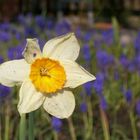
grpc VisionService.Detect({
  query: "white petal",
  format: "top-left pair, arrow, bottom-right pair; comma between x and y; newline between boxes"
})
60,60 -> 96,88
22,38 -> 42,63
18,79 -> 45,114
0,59 -> 30,87
43,90 -> 75,119
43,33 -> 80,61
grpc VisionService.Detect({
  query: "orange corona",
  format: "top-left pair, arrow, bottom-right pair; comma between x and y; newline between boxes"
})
30,58 -> 66,93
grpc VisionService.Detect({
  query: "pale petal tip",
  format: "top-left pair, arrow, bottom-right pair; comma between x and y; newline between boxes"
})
26,38 -> 38,42
65,32 -> 74,36
59,32 -> 76,40
69,32 -> 75,36
86,75 -> 96,84
68,32 -> 77,38
92,75 -> 96,81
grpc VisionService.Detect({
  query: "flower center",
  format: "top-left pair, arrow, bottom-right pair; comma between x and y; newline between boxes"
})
30,58 -> 66,93
40,67 -> 50,77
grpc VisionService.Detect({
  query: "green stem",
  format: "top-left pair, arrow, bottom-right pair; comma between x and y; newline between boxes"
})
19,114 -> 26,140
53,131 -> 58,140
87,97 -> 95,140
0,107 -> 3,140
4,104 -> 10,140
67,117 -> 76,140
129,111 -> 138,140
112,17 -> 120,44
100,108 -> 110,140
28,112 -> 34,140
0,113 -> 2,140
4,113 -> 9,140
83,113 -> 89,140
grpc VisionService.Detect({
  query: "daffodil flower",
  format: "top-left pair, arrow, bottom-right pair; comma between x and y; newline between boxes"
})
0,33 -> 96,118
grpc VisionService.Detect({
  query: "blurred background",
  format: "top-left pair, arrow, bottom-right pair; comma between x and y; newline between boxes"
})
0,0 -> 140,28
0,0 -> 140,140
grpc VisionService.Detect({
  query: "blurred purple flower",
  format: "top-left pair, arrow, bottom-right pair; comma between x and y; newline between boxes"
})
136,100 -> 140,116
93,73 -> 107,110
24,26 -> 37,37
120,54 -> 136,72
94,39 -> 102,48
0,22 -> 10,31
55,20 -> 71,36
15,32 -> 22,40
0,31 -> 11,42
133,55 -> 140,71
8,46 -> 23,60
82,44 -> 91,62
124,89 -> 132,103
35,16 -> 46,30
84,81 -> 93,96
119,54 -> 129,69
83,31 -> 92,42
17,14 -> 33,26
93,73 -> 105,95
0,56 -> 4,63
11,28 -> 22,40
80,102 -> 87,113
75,27 -> 83,39
17,14 -> 26,25
134,31 -> 140,54
100,96 -> 107,110
127,60 -> 136,72
46,19 -> 54,30
114,71 -> 119,80
101,29 -> 114,46
96,50 -> 114,68
0,85 -> 11,98
51,117 -> 62,132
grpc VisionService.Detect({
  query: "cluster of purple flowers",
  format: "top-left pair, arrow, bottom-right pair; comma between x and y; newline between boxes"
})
79,27 -> 140,115
80,72 -> 107,112
96,50 -> 114,69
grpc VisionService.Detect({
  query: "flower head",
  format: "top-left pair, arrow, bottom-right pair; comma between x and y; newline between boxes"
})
0,33 -> 96,119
